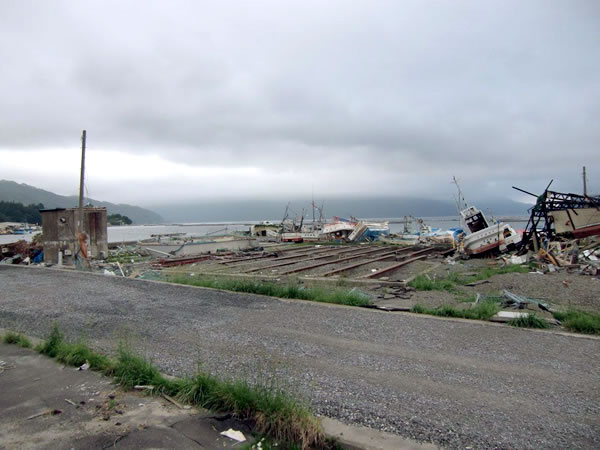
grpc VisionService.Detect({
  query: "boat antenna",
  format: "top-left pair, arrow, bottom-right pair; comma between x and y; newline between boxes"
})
452,176 -> 468,210
311,187 -> 315,225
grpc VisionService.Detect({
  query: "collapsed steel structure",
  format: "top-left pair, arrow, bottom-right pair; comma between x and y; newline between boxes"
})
513,181 -> 600,250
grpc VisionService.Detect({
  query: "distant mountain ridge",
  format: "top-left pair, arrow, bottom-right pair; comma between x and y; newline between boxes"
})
0,180 -> 163,224
151,196 -> 531,223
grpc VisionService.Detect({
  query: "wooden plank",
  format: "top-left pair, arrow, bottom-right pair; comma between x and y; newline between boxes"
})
277,247 -> 396,275
321,246 -> 417,277
221,246 -> 338,266
241,247 -> 372,273
363,249 -> 436,279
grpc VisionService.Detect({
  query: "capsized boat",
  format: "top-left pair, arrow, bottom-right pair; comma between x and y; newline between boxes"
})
347,220 -> 390,242
458,206 -> 521,255
453,178 -> 521,255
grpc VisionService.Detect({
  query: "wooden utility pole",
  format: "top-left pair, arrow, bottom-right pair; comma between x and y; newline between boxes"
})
77,130 -> 86,234
583,166 -> 588,196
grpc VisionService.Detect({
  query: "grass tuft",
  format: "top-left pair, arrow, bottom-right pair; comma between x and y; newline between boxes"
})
508,313 -> 551,329
409,265 -> 530,292
2,331 -> 32,348
461,265 -> 529,283
407,275 -> 457,292
28,325 -> 333,448
411,300 -> 500,321
56,341 -> 114,373
552,310 -> 600,335
38,323 -> 64,357
178,374 -> 321,447
112,345 -> 178,395
168,275 -> 371,307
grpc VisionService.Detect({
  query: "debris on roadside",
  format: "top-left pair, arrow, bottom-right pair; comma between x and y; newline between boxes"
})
27,409 -> 62,420
220,428 -> 246,442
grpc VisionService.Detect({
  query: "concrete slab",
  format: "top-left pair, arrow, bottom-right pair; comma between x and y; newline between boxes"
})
321,417 -> 438,450
0,343 -> 251,449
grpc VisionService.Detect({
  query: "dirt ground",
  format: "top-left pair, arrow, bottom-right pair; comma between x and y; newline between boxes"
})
430,258 -> 600,312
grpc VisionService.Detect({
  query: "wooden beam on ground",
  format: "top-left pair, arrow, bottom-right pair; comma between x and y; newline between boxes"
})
320,246 -> 417,277
363,248 -> 437,279
220,246 -> 338,266
241,246 -> 373,273
276,247 -> 396,275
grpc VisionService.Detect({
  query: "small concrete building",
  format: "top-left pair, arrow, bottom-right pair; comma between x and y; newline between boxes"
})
41,207 -> 108,264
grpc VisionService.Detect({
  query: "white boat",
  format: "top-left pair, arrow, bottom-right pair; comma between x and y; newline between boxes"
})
458,206 -> 521,255
347,220 -> 389,242
453,178 -> 521,255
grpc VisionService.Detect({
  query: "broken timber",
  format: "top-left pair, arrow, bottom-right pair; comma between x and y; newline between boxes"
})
277,246 -> 396,275
241,247 -> 377,273
321,246 -> 418,277
363,248 -> 441,279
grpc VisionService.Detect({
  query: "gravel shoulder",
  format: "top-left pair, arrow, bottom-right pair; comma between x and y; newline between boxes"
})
1,265 -> 599,449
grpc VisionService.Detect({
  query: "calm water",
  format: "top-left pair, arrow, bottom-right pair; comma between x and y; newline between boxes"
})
1,216 -> 529,246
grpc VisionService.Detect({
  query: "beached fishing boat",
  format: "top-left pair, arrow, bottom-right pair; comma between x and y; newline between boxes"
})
549,207 -> 600,238
347,220 -> 390,242
453,178 -> 521,255
458,205 -> 521,255
321,217 -> 357,240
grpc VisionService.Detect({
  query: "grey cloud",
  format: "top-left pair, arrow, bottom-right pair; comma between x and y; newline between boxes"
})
0,0 -> 598,201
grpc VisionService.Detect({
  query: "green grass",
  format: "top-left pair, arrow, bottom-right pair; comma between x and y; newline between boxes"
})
508,313 -> 551,329
409,265 -> 530,293
177,374 -> 320,447
411,300 -> 500,321
407,275 -> 457,292
34,324 -> 114,373
37,323 -> 64,357
6,325 -> 327,449
552,310 -> 600,335
460,265 -> 530,283
167,275 -> 371,307
2,331 -> 32,348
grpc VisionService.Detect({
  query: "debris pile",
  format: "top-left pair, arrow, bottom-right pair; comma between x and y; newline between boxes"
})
0,239 -> 42,265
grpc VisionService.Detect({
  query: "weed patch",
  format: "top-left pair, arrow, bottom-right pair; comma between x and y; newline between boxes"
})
552,310 -> 600,335
113,346 -> 178,395
411,300 -> 500,321
178,374 -> 321,447
56,341 -> 114,373
168,275 -> 371,307
411,265 -> 530,290
23,325 -> 327,448
2,331 -> 32,348
408,275 -> 457,292
37,323 -> 64,357
459,265 -> 530,284
508,314 -> 551,329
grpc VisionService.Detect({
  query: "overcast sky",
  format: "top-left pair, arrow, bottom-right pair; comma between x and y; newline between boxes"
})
1,0 -> 598,207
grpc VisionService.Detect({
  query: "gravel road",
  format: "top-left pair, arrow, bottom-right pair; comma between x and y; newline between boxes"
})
1,265 -> 599,449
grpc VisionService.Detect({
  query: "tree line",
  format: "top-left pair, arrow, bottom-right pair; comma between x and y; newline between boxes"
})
0,201 -> 44,224
108,213 -> 132,225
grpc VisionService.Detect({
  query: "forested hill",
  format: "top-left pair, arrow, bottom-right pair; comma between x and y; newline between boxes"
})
0,201 -> 43,224
0,180 -> 163,224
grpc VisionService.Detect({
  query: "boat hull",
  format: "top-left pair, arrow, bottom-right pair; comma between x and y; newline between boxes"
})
550,208 -> 600,238
463,224 -> 521,255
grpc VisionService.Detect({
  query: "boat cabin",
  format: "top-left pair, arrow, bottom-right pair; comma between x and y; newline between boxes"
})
461,207 -> 490,234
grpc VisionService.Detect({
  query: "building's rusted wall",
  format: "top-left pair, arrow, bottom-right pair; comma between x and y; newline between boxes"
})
41,208 -> 108,264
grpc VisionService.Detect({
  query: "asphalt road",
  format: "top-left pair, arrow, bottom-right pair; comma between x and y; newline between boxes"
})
1,266 -> 599,449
